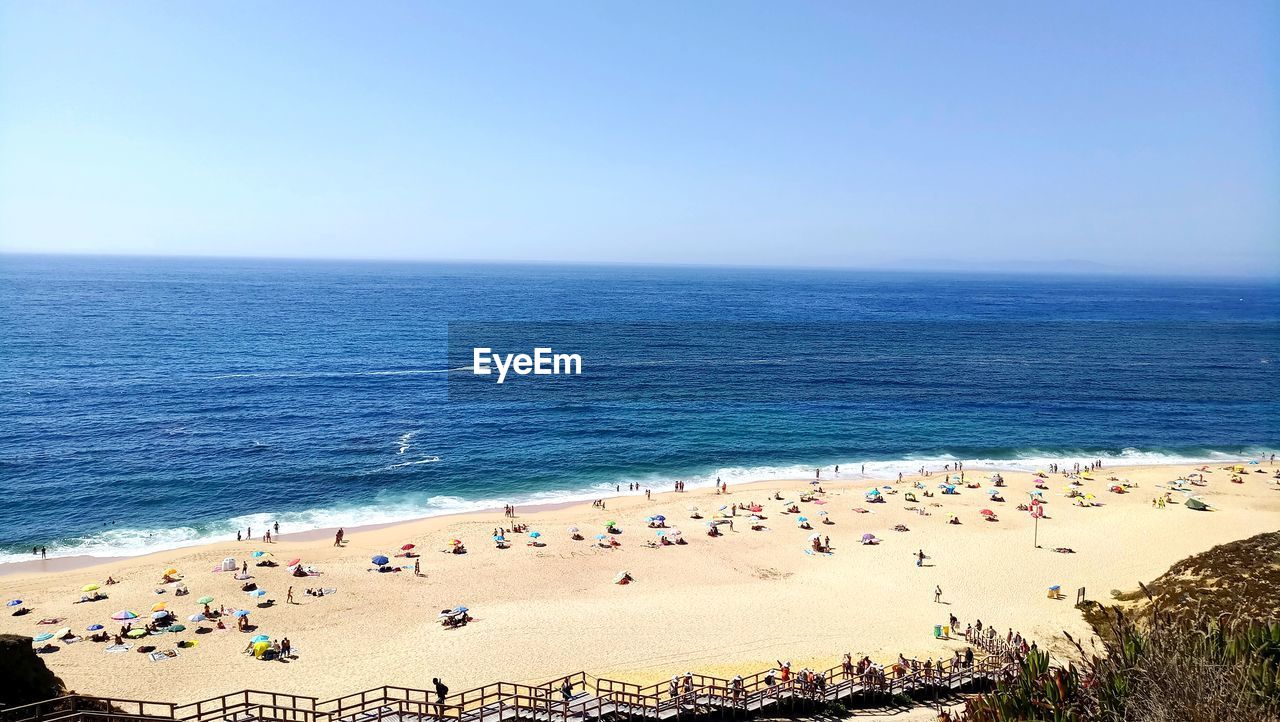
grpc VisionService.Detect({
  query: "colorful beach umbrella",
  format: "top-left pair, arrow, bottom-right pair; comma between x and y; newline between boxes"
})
111,610 -> 137,620
6,600 -> 23,607
197,595 -> 214,604
371,555 -> 389,566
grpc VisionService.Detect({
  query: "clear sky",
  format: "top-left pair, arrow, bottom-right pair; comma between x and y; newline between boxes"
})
1,2 -> 1277,275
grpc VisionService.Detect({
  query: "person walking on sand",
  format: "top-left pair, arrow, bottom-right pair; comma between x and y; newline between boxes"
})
334,528 -> 344,546
934,585 -> 943,603
286,586 -> 294,604
916,549 -> 925,567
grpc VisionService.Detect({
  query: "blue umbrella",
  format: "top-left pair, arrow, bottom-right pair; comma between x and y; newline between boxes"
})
371,555 -> 389,566
655,530 -> 666,537
653,515 -> 665,521
6,600 -> 22,607
32,633 -> 53,643
249,589 -> 267,597
251,550 -> 267,558
595,534 -> 607,540
251,634 -> 270,643
492,535 -> 506,542
529,531 -> 541,539
452,605 -> 468,613
233,609 -> 251,618
796,516 -> 809,522
87,624 -> 104,631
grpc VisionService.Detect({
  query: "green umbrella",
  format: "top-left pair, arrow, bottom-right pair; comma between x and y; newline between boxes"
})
197,596 -> 214,604
167,624 -> 186,633
126,629 -> 147,638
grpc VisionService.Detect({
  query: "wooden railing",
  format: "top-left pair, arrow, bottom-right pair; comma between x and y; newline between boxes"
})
3,651 -> 1018,722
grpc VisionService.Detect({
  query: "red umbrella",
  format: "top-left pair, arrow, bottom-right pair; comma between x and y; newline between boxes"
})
980,509 -> 995,516
286,558 -> 301,567
401,544 -> 416,551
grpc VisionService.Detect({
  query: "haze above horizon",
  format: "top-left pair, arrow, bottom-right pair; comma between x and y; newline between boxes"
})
1,2 -> 1277,277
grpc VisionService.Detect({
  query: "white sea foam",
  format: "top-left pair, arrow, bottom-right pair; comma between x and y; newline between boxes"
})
1,447 -> 1267,566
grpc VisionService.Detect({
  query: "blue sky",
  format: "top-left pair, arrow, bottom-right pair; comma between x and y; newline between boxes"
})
1,2 -> 1276,275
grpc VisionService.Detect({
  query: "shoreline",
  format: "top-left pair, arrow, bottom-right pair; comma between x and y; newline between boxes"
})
3,454 -> 1267,575
1,460 -> 1276,702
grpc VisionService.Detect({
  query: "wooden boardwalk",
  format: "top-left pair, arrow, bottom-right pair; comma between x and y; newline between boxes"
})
1,640 -> 1019,722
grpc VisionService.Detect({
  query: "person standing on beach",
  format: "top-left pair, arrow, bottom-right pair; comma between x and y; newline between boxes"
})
41,546 -> 47,559
916,549 -> 925,567
273,520 -> 279,535
286,586 -> 294,604
414,558 -> 421,576
334,528 -> 344,546
934,585 -> 942,603
237,531 -> 242,542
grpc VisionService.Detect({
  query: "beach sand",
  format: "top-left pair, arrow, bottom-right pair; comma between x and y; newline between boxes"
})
2,461 -> 1277,705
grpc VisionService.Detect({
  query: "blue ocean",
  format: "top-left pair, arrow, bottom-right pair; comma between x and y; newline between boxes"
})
1,254 -> 1276,563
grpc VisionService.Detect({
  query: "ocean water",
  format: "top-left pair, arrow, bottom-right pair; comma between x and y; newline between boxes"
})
0,254 -> 1276,564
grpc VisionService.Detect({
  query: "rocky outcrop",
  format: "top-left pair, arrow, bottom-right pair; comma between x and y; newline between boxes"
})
0,633 -> 65,708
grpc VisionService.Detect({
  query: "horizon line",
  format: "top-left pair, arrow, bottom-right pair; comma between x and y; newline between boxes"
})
2,249 -> 1278,282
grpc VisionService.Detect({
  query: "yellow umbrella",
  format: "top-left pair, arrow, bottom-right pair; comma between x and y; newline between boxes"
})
151,602 -> 167,612
164,568 -> 179,576
81,584 -> 100,592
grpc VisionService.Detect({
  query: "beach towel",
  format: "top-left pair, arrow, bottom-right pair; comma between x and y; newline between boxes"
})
149,649 -> 179,662
105,644 -> 132,654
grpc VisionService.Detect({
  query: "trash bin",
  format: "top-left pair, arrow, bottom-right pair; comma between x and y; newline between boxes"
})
934,624 -> 942,638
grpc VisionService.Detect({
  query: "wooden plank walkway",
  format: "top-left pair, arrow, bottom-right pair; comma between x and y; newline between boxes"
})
1,638 -> 1020,722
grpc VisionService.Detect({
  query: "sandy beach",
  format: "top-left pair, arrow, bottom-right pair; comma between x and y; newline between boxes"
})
2,461 -> 1277,704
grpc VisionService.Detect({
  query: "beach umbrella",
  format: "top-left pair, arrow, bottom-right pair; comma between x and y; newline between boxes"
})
980,509 -> 995,516
151,611 -> 168,620
686,506 -> 699,512
668,529 -> 682,537
988,489 -> 1000,496
151,602 -> 167,612
595,534 -> 607,540
197,595 -> 214,604
371,555 -> 389,566
817,511 -> 829,516
249,589 -> 267,598
33,633 -> 54,643
862,533 -> 876,542
285,558 -> 300,567
749,516 -> 761,522
492,535 -> 506,542
718,505 -> 728,511
401,544 -> 415,551
232,609 -> 250,618
87,624 -> 104,631
55,627 -> 71,639
167,624 -> 186,633
452,605 -> 468,613
654,515 -> 665,521
796,516 -> 808,522
82,584 -> 100,592
126,629 -> 147,639
567,526 -> 579,533
111,610 -> 137,620
451,539 -> 462,546
251,551 -> 267,558
187,614 -> 205,622
656,530 -> 666,537
6,600 -> 22,607
529,531 -> 541,539
251,634 -> 270,643
605,520 -> 616,527
164,568 -> 179,575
